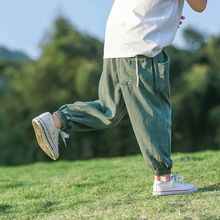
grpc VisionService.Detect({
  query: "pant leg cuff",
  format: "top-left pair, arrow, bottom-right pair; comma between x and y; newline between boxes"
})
154,169 -> 171,176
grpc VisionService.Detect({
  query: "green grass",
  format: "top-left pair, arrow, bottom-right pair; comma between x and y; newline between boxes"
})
0,151 -> 219,220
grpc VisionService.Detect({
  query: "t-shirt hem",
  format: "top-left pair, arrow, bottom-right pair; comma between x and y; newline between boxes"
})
103,50 -> 162,59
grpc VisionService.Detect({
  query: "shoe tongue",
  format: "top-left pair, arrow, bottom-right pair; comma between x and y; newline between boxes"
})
172,174 -> 183,182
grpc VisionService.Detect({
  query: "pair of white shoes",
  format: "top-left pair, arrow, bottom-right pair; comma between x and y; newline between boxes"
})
32,112 -> 198,196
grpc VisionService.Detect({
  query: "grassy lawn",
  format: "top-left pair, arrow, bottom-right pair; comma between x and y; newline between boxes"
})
0,151 -> 219,220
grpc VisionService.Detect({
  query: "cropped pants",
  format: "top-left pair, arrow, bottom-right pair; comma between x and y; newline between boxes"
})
55,50 -> 173,175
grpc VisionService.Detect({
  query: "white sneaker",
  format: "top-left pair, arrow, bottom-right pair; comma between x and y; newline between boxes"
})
32,112 -> 69,160
153,174 -> 198,196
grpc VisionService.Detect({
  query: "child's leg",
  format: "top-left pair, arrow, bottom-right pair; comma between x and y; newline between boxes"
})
32,59 -> 126,160
54,59 -> 127,132
117,51 -> 173,176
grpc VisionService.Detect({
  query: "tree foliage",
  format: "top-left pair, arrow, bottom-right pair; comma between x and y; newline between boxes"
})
0,16 -> 220,165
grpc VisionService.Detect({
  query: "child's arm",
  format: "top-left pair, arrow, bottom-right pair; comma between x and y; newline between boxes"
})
186,0 -> 207,12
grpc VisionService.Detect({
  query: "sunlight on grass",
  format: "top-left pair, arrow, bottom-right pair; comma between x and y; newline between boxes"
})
0,151 -> 219,219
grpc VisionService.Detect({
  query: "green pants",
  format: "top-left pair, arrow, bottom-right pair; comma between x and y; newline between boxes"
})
55,50 -> 173,175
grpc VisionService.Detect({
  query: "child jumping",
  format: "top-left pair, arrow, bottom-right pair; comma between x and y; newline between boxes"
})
32,0 -> 207,196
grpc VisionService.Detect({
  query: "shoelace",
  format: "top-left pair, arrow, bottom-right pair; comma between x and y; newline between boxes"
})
171,174 -> 184,187
59,130 -> 69,147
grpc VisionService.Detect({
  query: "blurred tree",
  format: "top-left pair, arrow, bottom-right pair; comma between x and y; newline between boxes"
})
0,19 -> 220,165
0,16 -> 140,164
171,31 -> 220,152
183,26 -> 207,51
172,65 -> 210,151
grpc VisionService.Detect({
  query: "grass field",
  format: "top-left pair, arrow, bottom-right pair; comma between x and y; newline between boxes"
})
0,151 -> 219,220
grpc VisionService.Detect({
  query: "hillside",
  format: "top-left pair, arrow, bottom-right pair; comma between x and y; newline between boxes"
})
0,46 -> 31,63
0,151 -> 219,219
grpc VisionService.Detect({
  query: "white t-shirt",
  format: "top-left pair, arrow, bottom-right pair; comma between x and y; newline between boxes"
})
104,0 -> 184,58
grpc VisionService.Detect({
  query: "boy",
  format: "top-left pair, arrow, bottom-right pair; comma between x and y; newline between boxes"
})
32,0 -> 207,196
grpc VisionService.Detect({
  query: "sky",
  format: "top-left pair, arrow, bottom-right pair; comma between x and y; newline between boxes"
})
0,0 -> 218,59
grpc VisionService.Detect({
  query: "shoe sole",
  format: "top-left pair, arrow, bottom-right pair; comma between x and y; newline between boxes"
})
32,117 -> 58,160
153,186 -> 198,196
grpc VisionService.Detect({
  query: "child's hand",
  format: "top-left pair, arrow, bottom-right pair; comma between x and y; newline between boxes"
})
178,15 -> 185,28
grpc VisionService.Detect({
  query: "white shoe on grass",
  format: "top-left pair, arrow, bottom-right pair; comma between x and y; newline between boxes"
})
153,174 -> 198,196
32,112 -> 69,160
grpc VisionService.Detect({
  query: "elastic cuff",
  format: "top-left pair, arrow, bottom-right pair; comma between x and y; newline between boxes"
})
154,169 -> 171,176
53,111 -> 69,131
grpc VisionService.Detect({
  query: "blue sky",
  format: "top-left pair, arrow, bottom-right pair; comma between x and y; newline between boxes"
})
0,0 -> 218,58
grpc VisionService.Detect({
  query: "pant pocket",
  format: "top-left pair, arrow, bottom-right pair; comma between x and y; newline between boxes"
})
138,59 -> 155,93
120,56 -> 155,93
154,52 -> 171,102
126,56 -> 156,92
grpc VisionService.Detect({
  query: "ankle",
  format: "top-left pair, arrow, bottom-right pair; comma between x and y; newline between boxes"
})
155,175 -> 171,182
52,113 -> 63,129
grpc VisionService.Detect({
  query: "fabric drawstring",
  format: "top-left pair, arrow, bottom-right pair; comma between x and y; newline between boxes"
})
135,56 -> 139,87
59,130 -> 69,147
